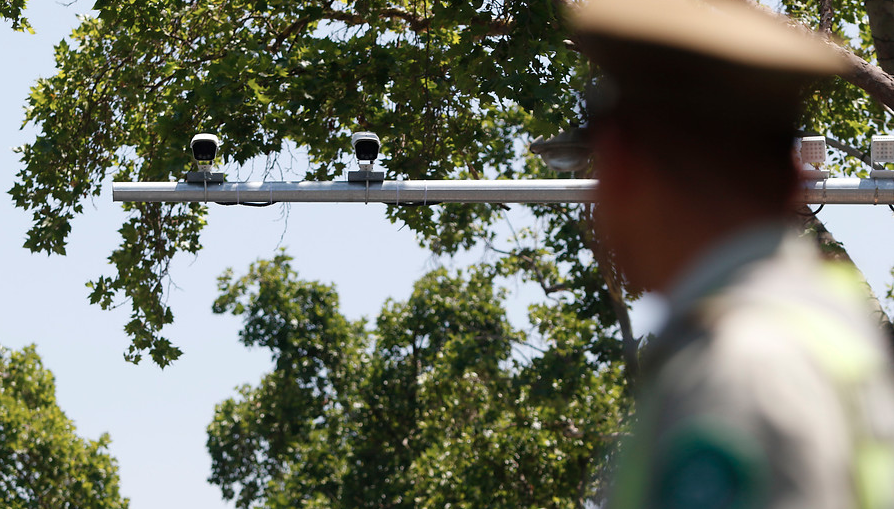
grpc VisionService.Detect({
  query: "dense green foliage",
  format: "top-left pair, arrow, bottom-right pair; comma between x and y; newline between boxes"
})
0,345 -> 128,508
207,254 -> 627,508
11,0 -> 590,365
12,0 -> 887,366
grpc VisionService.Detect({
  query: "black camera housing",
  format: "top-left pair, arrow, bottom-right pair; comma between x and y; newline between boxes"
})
351,132 -> 380,161
192,139 -> 218,161
190,134 -> 220,162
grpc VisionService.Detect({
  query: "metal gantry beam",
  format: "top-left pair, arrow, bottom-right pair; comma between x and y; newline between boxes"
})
111,179 -> 597,204
111,177 -> 894,205
800,177 -> 894,204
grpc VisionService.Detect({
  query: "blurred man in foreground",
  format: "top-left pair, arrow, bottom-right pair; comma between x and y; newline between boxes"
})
571,0 -> 894,507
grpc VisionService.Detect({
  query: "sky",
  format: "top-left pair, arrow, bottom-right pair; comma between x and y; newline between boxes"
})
3,2 -> 894,509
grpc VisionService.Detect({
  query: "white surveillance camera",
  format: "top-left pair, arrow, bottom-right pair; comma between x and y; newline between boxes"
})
351,132 -> 380,161
190,133 -> 220,171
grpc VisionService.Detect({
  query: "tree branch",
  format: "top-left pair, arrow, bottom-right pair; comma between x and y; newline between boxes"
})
321,6 -> 511,36
323,8 -> 428,31
838,46 -> 894,111
742,1 -> 894,111
798,207 -> 894,350
485,242 -> 571,296
268,17 -> 310,53
586,234 -> 639,383
597,253 -> 639,383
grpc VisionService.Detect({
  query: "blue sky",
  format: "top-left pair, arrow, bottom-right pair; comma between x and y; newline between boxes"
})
2,2 -> 894,508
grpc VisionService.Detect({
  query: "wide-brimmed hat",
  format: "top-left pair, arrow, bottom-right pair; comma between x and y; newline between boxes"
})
570,0 -> 846,206
571,0 -> 846,154
570,0 -> 845,76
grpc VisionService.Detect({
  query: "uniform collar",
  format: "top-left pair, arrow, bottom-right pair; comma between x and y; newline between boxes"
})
664,222 -> 790,319
638,222 -> 796,377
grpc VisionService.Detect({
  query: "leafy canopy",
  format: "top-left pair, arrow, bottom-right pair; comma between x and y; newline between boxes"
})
21,0 -> 875,369
11,0 -> 587,366
207,253 -> 628,508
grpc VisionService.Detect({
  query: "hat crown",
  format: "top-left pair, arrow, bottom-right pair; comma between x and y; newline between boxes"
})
572,0 -> 845,75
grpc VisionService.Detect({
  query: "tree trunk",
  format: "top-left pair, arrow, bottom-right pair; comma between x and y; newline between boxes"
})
591,245 -> 640,385
744,0 -> 894,110
798,207 -> 894,350
866,0 -> 894,74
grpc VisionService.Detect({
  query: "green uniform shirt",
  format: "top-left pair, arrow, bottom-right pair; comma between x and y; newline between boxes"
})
607,224 -> 894,509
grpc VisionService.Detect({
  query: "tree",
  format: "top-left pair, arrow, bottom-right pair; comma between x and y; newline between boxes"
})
207,253 -> 627,508
0,345 -> 129,509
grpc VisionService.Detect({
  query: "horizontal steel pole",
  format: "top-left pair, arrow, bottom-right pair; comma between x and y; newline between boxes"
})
800,177 -> 894,204
112,179 -> 597,204
111,177 -> 894,205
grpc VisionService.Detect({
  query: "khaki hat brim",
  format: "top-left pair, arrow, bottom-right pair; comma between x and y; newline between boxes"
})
571,0 -> 846,76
